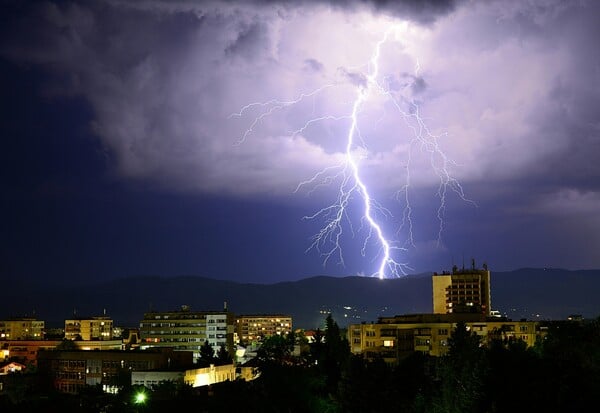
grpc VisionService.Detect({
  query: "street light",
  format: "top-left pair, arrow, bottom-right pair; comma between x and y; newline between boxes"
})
134,391 -> 147,405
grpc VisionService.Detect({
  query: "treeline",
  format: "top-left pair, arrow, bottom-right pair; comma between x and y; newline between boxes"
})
2,315 -> 600,412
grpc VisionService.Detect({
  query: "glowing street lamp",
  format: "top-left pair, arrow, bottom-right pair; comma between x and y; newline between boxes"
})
134,391 -> 147,405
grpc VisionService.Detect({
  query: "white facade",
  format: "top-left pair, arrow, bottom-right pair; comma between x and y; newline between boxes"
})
184,364 -> 235,387
131,371 -> 185,388
206,314 -> 229,350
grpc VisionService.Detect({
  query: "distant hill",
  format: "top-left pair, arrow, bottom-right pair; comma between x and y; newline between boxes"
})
2,268 -> 600,329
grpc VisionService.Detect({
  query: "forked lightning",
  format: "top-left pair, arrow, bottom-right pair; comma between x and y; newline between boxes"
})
231,25 -> 470,279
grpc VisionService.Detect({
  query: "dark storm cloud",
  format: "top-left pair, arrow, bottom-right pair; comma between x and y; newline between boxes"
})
216,0 -> 461,23
356,0 -> 460,23
2,0 -> 600,276
225,21 -> 272,60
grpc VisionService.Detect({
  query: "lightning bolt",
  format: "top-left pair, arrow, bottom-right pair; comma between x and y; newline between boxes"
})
231,25 -> 471,279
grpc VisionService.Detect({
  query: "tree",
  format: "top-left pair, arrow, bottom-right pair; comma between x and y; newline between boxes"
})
431,321 -> 488,413
323,314 -> 350,393
216,344 -> 233,365
257,334 -> 292,363
532,318 -> 600,412
307,314 -> 351,399
309,328 -> 325,364
199,340 -> 215,364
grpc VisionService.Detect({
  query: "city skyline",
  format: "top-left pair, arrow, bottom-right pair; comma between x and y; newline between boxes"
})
2,0 -> 600,284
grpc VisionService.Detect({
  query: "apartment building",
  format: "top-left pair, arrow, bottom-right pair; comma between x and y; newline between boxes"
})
236,314 -> 292,344
64,316 -> 113,341
0,318 -> 44,340
139,306 -> 234,362
432,266 -> 491,316
348,266 -> 543,363
348,313 -> 541,363
38,348 -> 192,394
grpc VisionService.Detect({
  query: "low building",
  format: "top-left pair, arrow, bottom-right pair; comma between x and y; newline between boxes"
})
38,348 -> 192,394
0,318 -> 44,340
71,339 -> 122,351
131,370 -> 185,388
0,361 -> 26,375
0,340 -> 62,365
0,339 -> 123,366
348,313 -> 542,363
184,363 -> 236,387
132,363 -> 237,389
236,314 -> 292,344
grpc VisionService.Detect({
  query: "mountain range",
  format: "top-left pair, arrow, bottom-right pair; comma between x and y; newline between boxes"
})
3,268 -> 600,329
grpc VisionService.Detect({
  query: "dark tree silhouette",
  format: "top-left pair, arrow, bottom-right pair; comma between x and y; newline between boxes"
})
431,321 -> 488,413
216,344 -> 233,365
199,340 -> 215,364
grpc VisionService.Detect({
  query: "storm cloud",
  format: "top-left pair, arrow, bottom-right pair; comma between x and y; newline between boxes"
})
2,0 -> 600,276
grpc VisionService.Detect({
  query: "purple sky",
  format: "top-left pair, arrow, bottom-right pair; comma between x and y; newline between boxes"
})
2,0 -> 600,283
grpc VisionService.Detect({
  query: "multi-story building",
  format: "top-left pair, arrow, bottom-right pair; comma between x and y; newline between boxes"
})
0,339 -> 123,366
0,340 -> 61,365
348,266 -> 543,363
64,316 -> 113,341
139,306 -> 234,362
0,318 -> 44,340
348,313 -> 542,363
37,348 -> 192,394
206,313 -> 231,350
432,266 -> 491,316
236,314 -> 292,344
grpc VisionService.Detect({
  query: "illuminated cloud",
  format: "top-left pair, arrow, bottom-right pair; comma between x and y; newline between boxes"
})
2,0 -> 600,274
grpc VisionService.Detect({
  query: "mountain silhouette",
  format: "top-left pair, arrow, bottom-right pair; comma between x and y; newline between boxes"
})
3,268 -> 600,329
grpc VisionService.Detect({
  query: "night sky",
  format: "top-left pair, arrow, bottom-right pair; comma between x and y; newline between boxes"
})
2,0 -> 600,284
